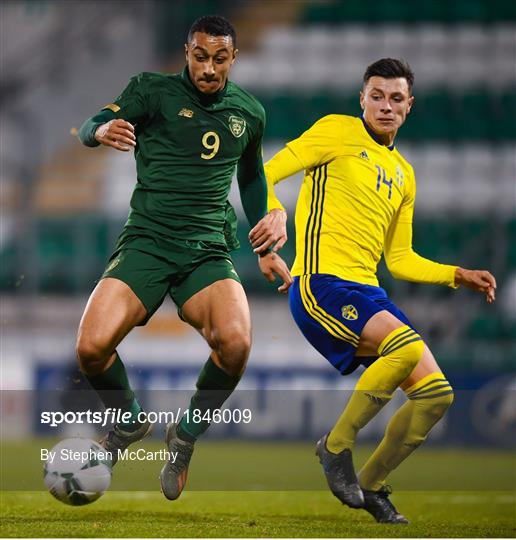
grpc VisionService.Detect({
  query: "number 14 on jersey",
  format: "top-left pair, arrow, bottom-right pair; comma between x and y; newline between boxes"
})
375,165 -> 393,200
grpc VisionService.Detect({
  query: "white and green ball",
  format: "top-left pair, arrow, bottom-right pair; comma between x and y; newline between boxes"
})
43,438 -> 112,506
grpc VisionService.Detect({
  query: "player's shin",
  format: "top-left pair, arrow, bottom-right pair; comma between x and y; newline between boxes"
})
84,352 -> 143,431
177,356 -> 241,442
327,326 -> 424,453
358,373 -> 454,490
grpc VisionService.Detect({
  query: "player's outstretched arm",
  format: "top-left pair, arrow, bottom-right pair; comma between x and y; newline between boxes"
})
384,219 -> 496,302
257,252 -> 293,293
454,267 -> 497,303
77,73 -> 151,150
384,219 -> 458,288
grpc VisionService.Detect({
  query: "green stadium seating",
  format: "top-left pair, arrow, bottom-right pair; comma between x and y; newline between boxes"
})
300,0 -> 516,23
467,314 -> 516,341
257,90 -> 514,141
507,219 -> 516,268
1,216 -> 510,296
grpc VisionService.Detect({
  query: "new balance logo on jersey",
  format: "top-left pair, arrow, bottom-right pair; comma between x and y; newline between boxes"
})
341,304 -> 358,320
359,150 -> 370,160
178,108 -> 194,118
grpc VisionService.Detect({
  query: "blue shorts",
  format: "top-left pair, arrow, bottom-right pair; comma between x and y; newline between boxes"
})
289,274 -> 414,375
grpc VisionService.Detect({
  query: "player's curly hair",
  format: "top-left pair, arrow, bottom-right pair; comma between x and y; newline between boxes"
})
187,15 -> 237,48
364,58 -> 415,93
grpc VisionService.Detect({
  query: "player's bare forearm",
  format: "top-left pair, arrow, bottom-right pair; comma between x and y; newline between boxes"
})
454,267 -> 497,303
95,119 -> 136,152
249,209 -> 288,254
257,251 -> 293,293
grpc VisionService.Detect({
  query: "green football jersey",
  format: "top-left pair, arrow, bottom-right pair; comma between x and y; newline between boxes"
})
101,67 -> 266,246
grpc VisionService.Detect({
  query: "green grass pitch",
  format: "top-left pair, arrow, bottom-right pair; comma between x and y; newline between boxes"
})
1,439 -> 514,537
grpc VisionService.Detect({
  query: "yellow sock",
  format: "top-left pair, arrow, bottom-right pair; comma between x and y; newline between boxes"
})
327,326 -> 424,453
359,372 -> 454,491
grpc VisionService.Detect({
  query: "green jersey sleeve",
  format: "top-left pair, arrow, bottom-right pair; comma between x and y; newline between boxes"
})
236,105 -> 267,227
78,72 -> 159,147
103,73 -> 155,124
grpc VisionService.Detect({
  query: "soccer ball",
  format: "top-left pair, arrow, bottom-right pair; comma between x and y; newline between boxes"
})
43,438 -> 112,505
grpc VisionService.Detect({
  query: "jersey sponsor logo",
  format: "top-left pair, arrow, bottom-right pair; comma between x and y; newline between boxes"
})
341,304 -> 358,320
103,103 -> 121,113
358,150 -> 370,160
178,108 -> 194,118
228,115 -> 246,138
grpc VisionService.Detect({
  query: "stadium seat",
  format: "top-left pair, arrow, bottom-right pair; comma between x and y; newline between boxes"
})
467,314 -> 516,341
300,0 -> 516,23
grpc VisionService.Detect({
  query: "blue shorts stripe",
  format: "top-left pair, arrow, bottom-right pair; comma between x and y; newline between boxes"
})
299,276 -> 359,346
304,275 -> 360,344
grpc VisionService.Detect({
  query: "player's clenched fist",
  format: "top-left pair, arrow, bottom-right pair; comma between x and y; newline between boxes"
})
95,119 -> 136,151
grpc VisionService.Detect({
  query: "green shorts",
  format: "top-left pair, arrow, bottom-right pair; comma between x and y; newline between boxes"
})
102,232 -> 241,323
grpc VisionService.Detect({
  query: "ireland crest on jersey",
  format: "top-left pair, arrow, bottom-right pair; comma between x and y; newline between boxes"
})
229,116 -> 246,138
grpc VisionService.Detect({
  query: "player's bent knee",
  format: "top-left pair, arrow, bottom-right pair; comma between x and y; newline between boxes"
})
75,339 -> 112,375
408,374 -> 454,420
378,325 -> 425,373
210,327 -> 251,369
219,331 -> 251,361
418,387 -> 454,418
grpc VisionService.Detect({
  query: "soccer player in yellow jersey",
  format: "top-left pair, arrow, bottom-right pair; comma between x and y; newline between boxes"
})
250,58 -> 496,524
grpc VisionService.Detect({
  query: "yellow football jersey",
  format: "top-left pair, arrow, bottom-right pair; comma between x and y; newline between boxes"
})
266,114 -> 457,288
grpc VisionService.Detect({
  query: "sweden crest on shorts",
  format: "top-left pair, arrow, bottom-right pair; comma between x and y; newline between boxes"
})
229,115 -> 246,138
341,304 -> 358,320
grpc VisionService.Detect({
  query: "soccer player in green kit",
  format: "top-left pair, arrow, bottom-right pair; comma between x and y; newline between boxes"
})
76,15 -> 291,500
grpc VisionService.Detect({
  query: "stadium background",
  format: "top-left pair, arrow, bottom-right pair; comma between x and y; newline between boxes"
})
1,0 -> 515,499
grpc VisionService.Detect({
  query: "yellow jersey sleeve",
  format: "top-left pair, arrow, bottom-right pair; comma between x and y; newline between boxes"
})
286,115 -> 344,169
265,114 -> 349,212
384,173 -> 458,288
397,166 -> 416,224
264,147 -> 304,212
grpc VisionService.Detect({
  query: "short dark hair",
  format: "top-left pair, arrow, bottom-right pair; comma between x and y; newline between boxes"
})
363,58 -> 414,93
187,15 -> 236,48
